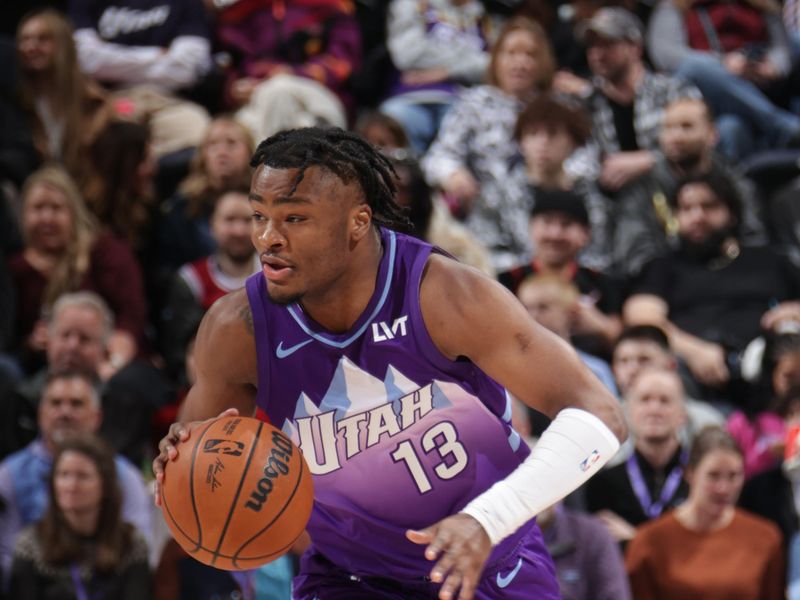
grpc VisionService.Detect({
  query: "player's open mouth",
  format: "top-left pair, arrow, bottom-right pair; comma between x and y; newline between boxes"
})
262,257 -> 293,282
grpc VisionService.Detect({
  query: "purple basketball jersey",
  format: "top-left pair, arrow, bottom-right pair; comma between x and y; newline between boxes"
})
245,228 -> 554,584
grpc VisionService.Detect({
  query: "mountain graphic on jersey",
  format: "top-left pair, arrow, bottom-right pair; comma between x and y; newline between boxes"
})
280,356 -> 522,529
282,357 -> 451,433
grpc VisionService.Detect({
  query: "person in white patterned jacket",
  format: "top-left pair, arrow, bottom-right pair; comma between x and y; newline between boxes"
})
422,16 -> 555,272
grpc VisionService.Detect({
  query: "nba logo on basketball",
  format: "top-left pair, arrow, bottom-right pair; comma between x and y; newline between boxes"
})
203,439 -> 245,456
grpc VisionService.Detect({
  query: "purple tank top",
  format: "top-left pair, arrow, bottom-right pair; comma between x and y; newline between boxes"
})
245,228 -> 540,579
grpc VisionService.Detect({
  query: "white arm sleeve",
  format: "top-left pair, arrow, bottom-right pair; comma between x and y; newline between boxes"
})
461,407 -> 620,545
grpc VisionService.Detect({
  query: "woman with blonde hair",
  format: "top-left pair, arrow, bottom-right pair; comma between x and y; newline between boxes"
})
159,116 -> 254,268
422,17 -> 555,272
16,9 -> 112,184
8,165 -> 146,374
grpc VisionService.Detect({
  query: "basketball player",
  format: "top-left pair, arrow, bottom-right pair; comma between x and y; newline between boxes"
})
153,128 -> 627,600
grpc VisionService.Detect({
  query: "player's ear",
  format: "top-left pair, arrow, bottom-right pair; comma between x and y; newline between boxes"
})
350,202 -> 372,242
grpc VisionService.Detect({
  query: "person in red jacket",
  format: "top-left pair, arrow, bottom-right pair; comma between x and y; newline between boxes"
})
160,189 -> 258,378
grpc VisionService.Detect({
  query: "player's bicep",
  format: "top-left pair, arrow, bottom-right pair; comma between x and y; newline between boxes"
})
178,290 -> 258,422
422,256 -> 613,417
468,295 -> 603,416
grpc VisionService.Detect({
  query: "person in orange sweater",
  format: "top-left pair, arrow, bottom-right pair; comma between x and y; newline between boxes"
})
625,425 -> 784,600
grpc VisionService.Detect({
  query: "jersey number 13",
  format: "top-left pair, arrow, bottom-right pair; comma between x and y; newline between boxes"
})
390,422 -> 468,493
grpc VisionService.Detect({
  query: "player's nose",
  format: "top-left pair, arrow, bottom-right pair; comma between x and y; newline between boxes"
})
258,221 -> 286,249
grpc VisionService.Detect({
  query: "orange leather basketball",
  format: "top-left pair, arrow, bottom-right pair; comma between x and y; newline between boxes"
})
161,415 -> 313,570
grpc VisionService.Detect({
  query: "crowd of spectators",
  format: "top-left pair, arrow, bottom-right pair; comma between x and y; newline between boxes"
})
2,0 -> 800,598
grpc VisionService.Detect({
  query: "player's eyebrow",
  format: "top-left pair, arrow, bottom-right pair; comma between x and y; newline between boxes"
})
248,193 -> 313,205
275,195 -> 313,206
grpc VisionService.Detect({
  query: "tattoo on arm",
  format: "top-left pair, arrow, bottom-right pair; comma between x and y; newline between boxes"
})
239,303 -> 255,336
515,332 -> 531,353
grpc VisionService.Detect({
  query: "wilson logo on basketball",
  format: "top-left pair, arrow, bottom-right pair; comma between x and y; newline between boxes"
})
244,431 -> 294,512
203,439 -> 245,457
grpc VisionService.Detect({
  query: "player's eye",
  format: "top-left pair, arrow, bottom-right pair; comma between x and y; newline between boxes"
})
251,213 -> 265,223
286,215 -> 306,223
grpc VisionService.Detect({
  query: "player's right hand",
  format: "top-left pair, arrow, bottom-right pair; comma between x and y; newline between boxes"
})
152,408 -> 240,507
407,513 -> 492,600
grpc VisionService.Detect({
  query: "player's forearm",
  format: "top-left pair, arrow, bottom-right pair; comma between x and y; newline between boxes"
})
524,337 -> 627,442
461,408 -> 622,545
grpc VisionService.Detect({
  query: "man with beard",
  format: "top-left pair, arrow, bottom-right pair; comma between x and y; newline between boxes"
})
612,97 -> 766,277
0,369 -> 152,586
585,368 -> 689,545
161,189 -> 260,378
623,167 -> 800,404
570,7 -> 699,193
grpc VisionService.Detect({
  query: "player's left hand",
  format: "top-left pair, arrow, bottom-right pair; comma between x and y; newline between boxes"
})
407,513 -> 491,600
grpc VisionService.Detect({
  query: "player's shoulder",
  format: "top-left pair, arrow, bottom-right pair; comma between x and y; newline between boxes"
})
421,253 -> 503,306
198,287 -> 255,343
194,287 -> 258,385
205,287 -> 251,324
422,252 -> 497,288
420,253 -> 519,330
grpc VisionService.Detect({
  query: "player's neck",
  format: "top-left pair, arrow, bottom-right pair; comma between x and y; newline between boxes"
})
636,435 -> 680,469
300,228 -> 384,332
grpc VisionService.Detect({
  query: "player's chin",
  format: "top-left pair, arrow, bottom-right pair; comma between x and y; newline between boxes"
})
266,284 -> 303,307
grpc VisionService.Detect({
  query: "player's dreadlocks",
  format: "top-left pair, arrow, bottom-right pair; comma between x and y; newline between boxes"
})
250,127 -> 411,230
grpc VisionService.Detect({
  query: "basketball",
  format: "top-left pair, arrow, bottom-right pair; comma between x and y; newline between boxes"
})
161,415 -> 314,570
